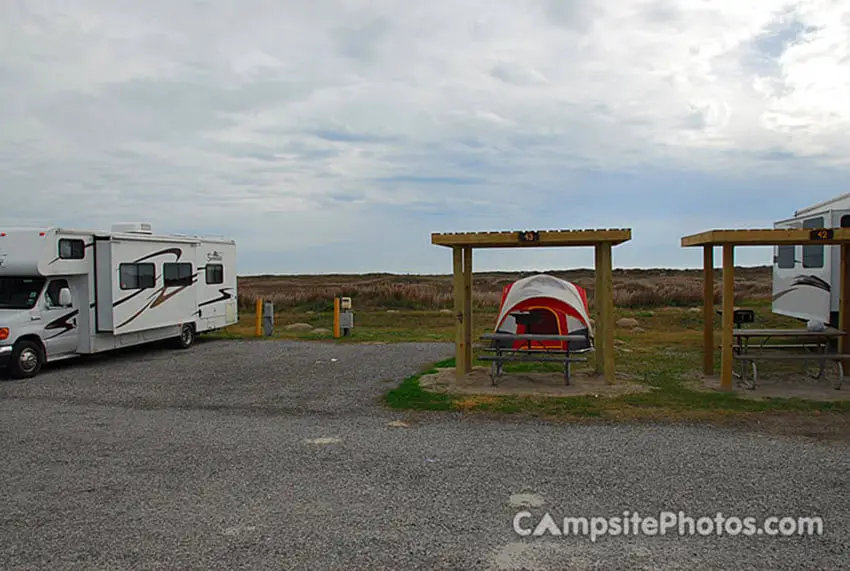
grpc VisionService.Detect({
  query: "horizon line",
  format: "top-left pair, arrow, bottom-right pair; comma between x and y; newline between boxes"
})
237,265 -> 774,278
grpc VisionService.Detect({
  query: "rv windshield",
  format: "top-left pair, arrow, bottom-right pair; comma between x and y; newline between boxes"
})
0,277 -> 46,310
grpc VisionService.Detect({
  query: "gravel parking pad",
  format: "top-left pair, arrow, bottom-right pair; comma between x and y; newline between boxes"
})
1,339 -> 848,570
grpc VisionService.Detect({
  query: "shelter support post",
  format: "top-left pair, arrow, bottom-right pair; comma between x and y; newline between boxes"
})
462,246 -> 473,374
594,247 -> 605,375
703,246 -> 714,375
720,245 -> 735,390
841,244 -> 850,373
595,242 -> 615,383
453,247 -> 468,379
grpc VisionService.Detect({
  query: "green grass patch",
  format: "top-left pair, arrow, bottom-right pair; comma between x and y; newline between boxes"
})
383,348 -> 850,421
384,365 -> 455,411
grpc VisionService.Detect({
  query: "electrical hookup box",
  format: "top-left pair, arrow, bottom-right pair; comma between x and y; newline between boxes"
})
336,296 -> 354,337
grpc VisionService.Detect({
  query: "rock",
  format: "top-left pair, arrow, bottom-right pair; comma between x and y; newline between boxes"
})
284,322 -> 314,332
311,328 -> 331,334
632,327 -> 646,333
305,310 -> 315,315
688,307 -> 702,313
616,317 -> 640,329
439,309 -> 453,314
386,309 -> 400,313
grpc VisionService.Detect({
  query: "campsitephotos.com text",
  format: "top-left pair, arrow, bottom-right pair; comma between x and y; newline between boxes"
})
513,511 -> 824,542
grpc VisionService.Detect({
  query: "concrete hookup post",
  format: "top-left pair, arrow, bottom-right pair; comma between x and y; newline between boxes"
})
263,301 -> 274,336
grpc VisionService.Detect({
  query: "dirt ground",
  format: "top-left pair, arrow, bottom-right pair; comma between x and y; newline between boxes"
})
419,366 -> 650,397
685,368 -> 850,402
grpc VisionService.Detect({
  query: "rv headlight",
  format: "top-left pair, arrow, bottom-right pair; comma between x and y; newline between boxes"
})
0,327 -> 8,341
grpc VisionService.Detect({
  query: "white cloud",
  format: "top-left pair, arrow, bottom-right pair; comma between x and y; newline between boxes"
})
1,0 -> 849,272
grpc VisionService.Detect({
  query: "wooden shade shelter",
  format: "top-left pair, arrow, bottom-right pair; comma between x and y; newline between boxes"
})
431,229 -> 632,383
681,228 -> 850,390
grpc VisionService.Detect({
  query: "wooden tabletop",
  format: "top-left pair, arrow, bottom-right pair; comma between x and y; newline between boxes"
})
481,333 -> 587,342
732,328 -> 845,337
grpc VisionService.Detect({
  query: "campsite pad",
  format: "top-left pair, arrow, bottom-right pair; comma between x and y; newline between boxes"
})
420,366 -> 649,397
684,370 -> 850,402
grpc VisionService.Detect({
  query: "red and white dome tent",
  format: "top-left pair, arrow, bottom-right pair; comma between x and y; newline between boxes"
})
493,274 -> 594,352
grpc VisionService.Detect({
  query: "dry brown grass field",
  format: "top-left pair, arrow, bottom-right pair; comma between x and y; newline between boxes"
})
236,266 -> 774,312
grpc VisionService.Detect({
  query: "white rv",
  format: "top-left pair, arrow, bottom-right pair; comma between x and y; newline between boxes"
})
773,193 -> 850,327
0,223 -> 238,379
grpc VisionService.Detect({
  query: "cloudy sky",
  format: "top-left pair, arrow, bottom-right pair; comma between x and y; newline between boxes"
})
2,0 -> 848,275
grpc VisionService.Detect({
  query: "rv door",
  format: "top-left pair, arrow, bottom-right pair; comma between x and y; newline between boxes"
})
40,278 -> 80,358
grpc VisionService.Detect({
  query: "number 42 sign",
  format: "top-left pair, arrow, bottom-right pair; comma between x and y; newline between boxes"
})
810,229 -> 834,241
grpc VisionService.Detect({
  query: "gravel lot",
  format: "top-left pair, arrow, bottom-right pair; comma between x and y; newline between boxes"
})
1,338 -> 848,570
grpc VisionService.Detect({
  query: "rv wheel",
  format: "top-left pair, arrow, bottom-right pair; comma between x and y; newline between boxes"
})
176,324 -> 195,349
10,340 -> 44,379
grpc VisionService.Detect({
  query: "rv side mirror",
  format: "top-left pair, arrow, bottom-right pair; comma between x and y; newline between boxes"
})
59,288 -> 73,307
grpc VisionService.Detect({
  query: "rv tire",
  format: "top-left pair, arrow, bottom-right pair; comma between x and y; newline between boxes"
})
176,324 -> 195,349
10,340 -> 44,379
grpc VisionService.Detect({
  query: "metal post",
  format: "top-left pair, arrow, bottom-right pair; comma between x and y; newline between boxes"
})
263,301 -> 274,336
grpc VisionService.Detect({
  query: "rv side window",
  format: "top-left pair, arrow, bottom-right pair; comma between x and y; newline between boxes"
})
803,217 -> 825,268
205,264 -> 224,285
119,263 -> 155,290
164,262 -> 193,287
58,238 -> 85,260
776,245 -> 795,269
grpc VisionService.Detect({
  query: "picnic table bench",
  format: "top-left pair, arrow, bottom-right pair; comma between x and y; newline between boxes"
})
478,332 -> 591,386
731,328 -> 849,390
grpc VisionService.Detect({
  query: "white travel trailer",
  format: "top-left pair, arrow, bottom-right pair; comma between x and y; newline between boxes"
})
773,193 -> 850,327
0,223 -> 238,379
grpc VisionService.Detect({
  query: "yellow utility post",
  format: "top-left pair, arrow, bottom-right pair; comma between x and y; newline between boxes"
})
334,297 -> 341,339
255,298 -> 263,337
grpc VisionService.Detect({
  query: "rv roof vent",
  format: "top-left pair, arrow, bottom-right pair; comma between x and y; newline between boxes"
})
111,222 -> 153,235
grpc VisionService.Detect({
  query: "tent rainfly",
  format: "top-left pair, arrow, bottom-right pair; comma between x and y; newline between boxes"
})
494,274 -> 594,352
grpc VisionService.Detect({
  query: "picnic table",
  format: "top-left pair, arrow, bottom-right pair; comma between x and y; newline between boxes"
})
478,332 -> 591,386
731,328 -> 848,390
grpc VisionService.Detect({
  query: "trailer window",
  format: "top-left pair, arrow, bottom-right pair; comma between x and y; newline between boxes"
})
776,245 -> 795,269
205,264 -> 224,285
164,262 -> 193,287
58,238 -> 85,260
119,263 -> 155,290
803,217 -> 825,268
